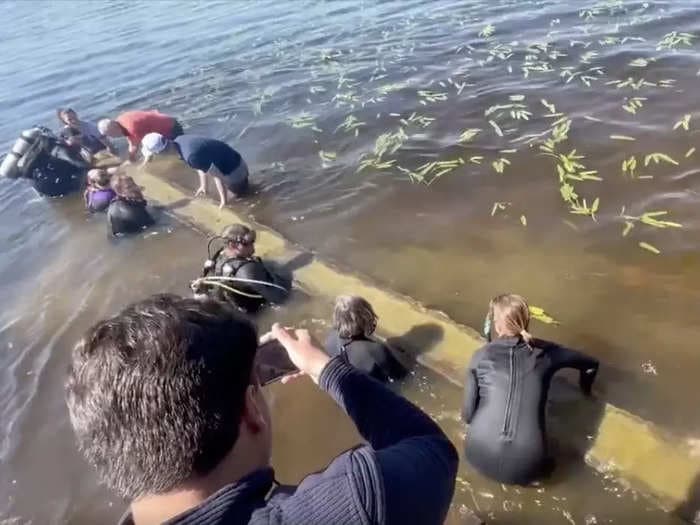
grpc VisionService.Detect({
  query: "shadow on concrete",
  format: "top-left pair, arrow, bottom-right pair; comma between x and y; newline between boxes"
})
160,197 -> 192,212
674,473 -> 700,524
386,322 -> 445,372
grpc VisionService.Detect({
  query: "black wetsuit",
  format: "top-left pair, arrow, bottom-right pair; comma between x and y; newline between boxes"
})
325,331 -> 406,383
204,253 -> 286,313
107,198 -> 154,235
23,135 -> 88,196
462,337 -> 598,485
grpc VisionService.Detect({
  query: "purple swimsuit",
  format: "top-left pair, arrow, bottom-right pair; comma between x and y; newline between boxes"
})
86,188 -> 116,213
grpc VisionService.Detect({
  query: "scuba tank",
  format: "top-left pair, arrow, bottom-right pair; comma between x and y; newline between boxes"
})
1,127 -> 50,179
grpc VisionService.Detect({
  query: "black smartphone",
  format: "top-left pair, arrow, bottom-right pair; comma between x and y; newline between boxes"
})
256,339 -> 298,386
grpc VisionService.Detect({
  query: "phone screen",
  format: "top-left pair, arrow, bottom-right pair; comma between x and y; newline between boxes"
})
256,340 -> 298,386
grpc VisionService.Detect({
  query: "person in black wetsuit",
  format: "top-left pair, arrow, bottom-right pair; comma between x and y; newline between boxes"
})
8,128 -> 90,197
324,295 -> 405,382
462,293 -> 599,485
107,174 -> 154,235
193,224 -> 287,313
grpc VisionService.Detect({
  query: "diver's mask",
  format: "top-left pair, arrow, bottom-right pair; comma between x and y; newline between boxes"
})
482,310 -> 492,342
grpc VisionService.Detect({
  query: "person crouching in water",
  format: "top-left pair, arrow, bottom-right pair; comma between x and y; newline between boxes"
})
84,169 -> 116,213
194,224 -> 286,313
140,132 -> 249,209
324,296 -> 405,383
462,294 -> 599,485
107,174 -> 154,236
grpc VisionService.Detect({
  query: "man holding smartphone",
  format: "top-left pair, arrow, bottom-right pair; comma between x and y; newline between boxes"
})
66,294 -> 458,525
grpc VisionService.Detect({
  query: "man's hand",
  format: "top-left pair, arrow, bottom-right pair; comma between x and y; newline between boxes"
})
268,324 -> 331,384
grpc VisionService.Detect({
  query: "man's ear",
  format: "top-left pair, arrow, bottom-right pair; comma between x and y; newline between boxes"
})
241,385 -> 266,434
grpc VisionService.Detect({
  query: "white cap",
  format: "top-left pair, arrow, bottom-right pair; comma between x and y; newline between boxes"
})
141,132 -> 169,159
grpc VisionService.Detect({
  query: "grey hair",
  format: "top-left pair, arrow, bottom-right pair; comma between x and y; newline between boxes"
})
333,295 -> 378,339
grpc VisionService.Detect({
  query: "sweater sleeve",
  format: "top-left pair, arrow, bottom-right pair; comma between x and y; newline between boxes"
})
319,357 -> 458,525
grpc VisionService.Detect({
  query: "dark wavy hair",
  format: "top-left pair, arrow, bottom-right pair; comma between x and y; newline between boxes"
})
65,294 -> 258,499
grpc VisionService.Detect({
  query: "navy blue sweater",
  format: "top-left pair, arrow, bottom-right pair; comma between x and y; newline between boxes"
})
119,358 -> 458,524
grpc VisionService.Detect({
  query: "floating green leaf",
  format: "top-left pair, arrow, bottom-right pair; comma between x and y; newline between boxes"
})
520,215 -> 527,226
489,120 -> 504,137
529,306 -> 559,325
479,24 -> 496,38
686,147 -> 696,158
644,153 -> 679,167
492,158 -> 511,174
639,241 -> 661,255
491,201 -> 510,216
610,135 -> 636,141
458,128 -> 481,144
673,114 -> 691,131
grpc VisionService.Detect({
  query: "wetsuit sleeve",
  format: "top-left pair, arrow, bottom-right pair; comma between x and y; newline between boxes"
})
462,349 -> 483,424
319,358 -> 458,525
540,340 -> 599,395
324,331 -> 343,358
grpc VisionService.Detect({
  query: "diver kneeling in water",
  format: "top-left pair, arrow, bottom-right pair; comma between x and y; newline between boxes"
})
192,224 -> 288,313
462,294 -> 599,485
107,175 -> 154,236
324,296 -> 405,383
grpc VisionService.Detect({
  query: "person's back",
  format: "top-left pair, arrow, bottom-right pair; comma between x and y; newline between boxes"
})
29,134 -> 88,196
66,295 -> 458,525
324,295 -> 406,383
117,110 -> 177,143
107,175 -> 154,235
107,198 -> 153,235
174,135 -> 241,175
462,294 -> 598,485
325,331 -> 404,383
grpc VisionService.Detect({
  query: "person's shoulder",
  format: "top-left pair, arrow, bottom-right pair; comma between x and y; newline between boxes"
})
261,446 -> 377,521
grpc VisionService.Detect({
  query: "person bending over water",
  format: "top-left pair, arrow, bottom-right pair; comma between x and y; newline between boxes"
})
57,108 -> 114,154
462,294 -> 599,485
194,224 -> 286,313
65,294 -> 457,525
141,132 -> 249,209
325,296 -> 405,382
98,110 -> 183,162
84,169 -> 116,213
107,174 -> 154,235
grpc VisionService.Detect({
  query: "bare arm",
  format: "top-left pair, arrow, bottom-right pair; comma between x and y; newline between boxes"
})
127,139 -> 138,162
195,170 -> 208,197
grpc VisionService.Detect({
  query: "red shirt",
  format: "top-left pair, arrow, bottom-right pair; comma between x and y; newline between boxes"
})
116,110 -> 176,147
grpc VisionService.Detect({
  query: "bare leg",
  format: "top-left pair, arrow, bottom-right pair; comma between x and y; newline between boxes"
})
213,176 -> 228,209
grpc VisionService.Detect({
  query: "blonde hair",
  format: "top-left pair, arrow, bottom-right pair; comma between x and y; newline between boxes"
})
333,295 -> 378,339
87,169 -> 111,189
489,294 -> 533,344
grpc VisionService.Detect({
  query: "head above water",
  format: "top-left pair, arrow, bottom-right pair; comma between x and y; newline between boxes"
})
223,224 -> 256,258
97,118 -> 123,138
65,294 -> 270,500
111,174 -> 145,203
333,295 -> 378,339
87,169 -> 111,189
57,107 -> 79,128
488,293 -> 532,343
141,132 -> 171,161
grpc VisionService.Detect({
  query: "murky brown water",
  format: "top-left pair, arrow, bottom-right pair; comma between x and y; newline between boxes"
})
2,0 -> 700,523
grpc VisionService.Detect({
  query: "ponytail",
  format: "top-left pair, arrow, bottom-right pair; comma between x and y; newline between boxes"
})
489,294 -> 533,345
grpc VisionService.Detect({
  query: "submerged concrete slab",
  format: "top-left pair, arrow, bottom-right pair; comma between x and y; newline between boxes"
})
139,172 -> 699,513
